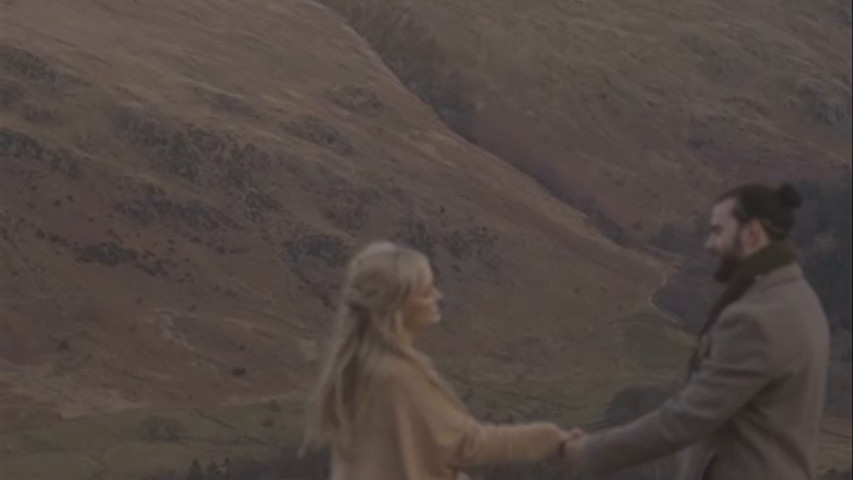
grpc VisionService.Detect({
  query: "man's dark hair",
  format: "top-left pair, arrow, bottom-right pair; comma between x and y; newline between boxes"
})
717,183 -> 803,240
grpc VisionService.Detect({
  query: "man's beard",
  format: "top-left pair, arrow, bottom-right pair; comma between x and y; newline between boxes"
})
713,236 -> 744,284
713,252 -> 741,283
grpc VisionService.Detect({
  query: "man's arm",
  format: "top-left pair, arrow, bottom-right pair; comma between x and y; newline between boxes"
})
577,311 -> 778,472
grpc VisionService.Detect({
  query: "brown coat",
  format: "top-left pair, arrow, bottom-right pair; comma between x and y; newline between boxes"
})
586,264 -> 830,480
330,355 -> 564,480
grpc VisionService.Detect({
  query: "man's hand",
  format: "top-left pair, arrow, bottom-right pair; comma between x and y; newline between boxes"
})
560,429 -> 590,473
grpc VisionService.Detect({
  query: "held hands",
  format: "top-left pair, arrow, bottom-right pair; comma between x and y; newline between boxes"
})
559,428 -> 590,474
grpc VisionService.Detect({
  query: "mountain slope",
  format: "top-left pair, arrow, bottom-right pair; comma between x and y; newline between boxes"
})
319,0 -> 852,241
0,0 -> 849,478
0,0 -> 666,426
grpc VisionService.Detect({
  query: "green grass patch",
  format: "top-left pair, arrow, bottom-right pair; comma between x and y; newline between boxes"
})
621,312 -> 692,373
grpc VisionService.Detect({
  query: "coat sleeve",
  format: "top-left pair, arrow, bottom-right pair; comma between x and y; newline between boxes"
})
584,311 -> 779,472
377,362 -> 564,469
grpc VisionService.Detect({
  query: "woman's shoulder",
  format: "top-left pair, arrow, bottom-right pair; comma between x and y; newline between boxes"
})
369,353 -> 464,415
371,352 -> 451,400
373,353 -> 423,384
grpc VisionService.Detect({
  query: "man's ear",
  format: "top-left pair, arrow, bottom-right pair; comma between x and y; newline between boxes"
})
745,218 -> 768,247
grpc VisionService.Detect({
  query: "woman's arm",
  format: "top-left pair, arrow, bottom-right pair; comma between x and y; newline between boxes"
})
452,418 -> 565,466
377,359 -> 564,468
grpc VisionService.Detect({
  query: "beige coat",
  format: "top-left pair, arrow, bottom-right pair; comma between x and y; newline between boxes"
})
586,264 -> 830,480
330,355 -> 564,480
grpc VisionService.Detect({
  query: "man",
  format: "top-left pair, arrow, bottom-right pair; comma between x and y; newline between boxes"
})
562,183 -> 831,479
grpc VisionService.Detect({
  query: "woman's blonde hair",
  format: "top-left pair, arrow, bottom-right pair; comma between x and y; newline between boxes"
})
302,241 -> 459,457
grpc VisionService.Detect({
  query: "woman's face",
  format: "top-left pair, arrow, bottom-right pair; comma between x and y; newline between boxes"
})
401,260 -> 443,332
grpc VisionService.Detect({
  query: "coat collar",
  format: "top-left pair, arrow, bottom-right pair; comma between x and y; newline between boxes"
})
749,263 -> 804,296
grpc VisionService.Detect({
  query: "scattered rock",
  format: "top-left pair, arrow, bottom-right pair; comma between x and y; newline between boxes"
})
284,233 -> 348,270
282,115 -> 354,156
327,84 -> 384,115
139,416 -> 185,442
443,226 -> 497,260
0,127 -> 83,179
393,219 -> 436,258
0,78 -> 26,107
74,242 -> 138,266
0,44 -> 61,87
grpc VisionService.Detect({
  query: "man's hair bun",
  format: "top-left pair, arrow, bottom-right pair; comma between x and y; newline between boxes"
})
777,183 -> 802,209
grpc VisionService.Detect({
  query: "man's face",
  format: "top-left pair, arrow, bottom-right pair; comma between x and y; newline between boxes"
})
705,198 -> 747,282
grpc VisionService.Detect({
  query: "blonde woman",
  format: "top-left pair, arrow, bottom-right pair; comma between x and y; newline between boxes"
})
303,241 -> 572,479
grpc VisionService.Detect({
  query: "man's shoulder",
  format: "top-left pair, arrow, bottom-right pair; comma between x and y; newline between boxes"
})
717,276 -> 829,361
731,272 -> 825,323
713,304 -> 771,341
746,264 -> 820,306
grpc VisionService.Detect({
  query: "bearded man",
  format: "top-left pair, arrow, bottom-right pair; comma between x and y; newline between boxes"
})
562,183 -> 831,480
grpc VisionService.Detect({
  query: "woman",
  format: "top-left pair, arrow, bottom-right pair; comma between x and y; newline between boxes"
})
303,241 -> 570,479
